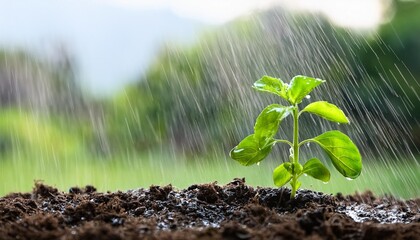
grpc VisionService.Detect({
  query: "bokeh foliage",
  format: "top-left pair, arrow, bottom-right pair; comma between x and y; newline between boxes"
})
0,2 -> 418,159
108,2 -> 420,159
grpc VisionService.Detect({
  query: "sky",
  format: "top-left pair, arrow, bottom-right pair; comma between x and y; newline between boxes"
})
0,0 -> 390,95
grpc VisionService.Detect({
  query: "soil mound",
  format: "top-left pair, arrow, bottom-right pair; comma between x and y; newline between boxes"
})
0,179 -> 419,239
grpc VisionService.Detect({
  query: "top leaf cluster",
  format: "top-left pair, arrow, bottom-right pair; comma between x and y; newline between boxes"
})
230,75 -> 362,198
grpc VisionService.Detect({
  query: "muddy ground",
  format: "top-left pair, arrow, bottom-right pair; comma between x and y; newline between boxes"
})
0,178 -> 419,240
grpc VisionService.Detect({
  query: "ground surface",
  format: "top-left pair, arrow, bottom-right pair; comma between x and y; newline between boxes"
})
0,179 -> 419,240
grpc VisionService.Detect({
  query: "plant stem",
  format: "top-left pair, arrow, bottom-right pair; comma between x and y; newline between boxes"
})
290,104 -> 299,199
298,139 -> 312,147
274,139 -> 293,147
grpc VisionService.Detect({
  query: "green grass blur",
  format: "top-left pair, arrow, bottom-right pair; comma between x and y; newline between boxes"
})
0,109 -> 418,198
1,152 -> 418,199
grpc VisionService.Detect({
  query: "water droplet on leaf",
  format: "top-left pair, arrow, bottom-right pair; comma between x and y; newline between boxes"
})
233,148 -> 244,153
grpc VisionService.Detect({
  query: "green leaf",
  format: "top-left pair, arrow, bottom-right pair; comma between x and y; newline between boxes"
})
302,101 -> 349,123
287,75 -> 325,104
285,162 -> 303,175
273,163 -> 292,187
293,163 -> 303,175
283,162 -> 292,172
253,75 -> 288,100
290,180 -> 301,190
230,134 -> 275,166
313,131 -> 362,179
303,158 -> 331,182
254,104 -> 292,141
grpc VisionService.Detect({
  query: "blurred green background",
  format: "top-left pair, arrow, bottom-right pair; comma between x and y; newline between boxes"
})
0,0 -> 419,198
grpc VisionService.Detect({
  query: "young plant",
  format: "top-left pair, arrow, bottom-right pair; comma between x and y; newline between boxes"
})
230,75 -> 362,199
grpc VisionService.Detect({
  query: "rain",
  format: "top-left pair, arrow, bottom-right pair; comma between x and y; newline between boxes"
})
0,0 -> 418,200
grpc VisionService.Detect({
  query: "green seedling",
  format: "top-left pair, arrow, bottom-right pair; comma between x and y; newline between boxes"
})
230,75 -> 362,199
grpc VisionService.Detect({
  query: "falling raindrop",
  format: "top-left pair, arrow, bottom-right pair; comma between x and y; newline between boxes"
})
305,95 -> 311,99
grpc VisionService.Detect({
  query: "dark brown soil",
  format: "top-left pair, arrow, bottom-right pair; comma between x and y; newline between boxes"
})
0,178 -> 419,240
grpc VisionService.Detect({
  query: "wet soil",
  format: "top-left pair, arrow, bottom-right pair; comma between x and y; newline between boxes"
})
0,178 -> 419,240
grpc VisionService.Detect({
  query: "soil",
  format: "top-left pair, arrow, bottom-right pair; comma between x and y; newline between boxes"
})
0,178 -> 419,240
